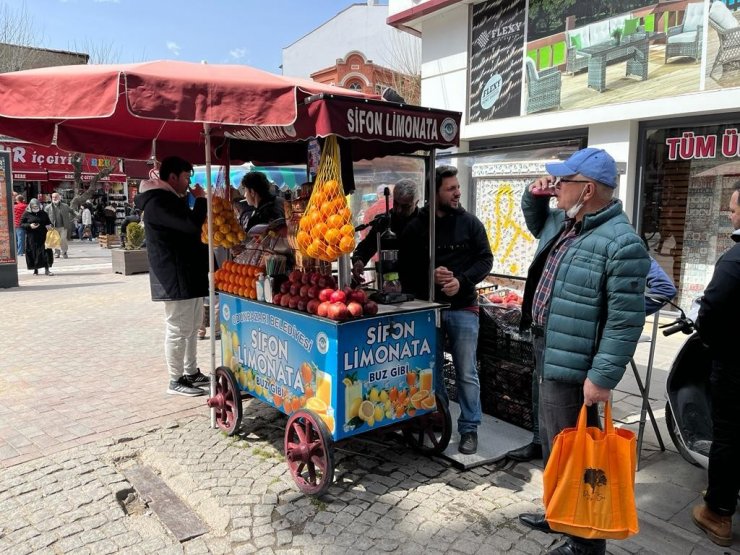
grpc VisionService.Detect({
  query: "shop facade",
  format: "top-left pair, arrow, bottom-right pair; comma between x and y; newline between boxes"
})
388,0 -> 740,309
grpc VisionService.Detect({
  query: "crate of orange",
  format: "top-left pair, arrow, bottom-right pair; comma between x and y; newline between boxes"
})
211,291 -> 451,496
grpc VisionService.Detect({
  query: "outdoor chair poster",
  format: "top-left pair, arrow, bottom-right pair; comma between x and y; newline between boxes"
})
467,0 -> 740,121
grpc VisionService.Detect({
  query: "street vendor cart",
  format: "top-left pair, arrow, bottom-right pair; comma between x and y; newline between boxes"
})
0,60 -> 463,495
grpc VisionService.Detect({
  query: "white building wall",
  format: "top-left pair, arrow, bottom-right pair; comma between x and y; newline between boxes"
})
282,3 -> 420,78
392,0 -> 740,224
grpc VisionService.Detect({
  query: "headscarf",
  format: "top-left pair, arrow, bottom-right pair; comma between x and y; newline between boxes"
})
28,198 -> 40,213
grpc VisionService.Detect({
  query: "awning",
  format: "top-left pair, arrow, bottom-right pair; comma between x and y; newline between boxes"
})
47,170 -> 127,183
12,170 -> 47,180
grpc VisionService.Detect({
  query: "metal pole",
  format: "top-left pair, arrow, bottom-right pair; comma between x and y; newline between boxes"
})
204,123 -> 217,429
428,149 -> 436,301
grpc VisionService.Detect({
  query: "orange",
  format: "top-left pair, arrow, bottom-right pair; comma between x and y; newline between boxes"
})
291,397 -> 302,412
213,231 -> 224,243
304,385 -> 314,399
324,228 -> 340,246
311,222 -> 328,240
320,201 -> 335,218
324,244 -> 340,260
305,396 -> 328,413
340,224 -> 354,237
326,214 -> 343,229
312,190 -> 326,207
300,363 -> 312,384
332,196 -> 346,211
297,231 -> 311,249
339,236 -> 354,253
306,241 -> 321,258
226,232 -> 237,244
309,211 -> 322,226
420,396 -> 437,410
339,207 -> 351,221
322,180 -> 338,195
299,216 -> 311,232
283,397 -> 292,414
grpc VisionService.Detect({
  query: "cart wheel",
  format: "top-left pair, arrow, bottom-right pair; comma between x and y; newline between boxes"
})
402,393 -> 452,456
284,410 -> 334,496
207,366 -> 243,436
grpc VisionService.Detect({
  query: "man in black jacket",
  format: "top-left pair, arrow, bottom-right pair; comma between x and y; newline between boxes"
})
351,179 -> 419,283
135,157 -> 210,397
692,182 -> 740,547
399,165 -> 493,454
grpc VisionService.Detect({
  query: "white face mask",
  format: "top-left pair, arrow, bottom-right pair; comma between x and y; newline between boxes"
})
565,185 -> 588,219
31,207 -> 40,213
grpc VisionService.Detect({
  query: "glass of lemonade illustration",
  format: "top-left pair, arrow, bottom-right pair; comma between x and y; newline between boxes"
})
317,370 -> 332,406
344,380 -> 363,423
420,368 -> 433,393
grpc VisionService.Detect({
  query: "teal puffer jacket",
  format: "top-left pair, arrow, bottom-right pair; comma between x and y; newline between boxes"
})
520,191 -> 649,389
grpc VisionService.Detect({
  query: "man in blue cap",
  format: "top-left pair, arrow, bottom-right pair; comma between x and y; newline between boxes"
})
516,148 -> 649,555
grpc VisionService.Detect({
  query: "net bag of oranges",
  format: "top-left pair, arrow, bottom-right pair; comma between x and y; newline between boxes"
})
296,135 -> 355,262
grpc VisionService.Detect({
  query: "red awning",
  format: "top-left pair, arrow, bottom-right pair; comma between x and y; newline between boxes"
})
47,170 -> 127,183
12,170 -> 47,180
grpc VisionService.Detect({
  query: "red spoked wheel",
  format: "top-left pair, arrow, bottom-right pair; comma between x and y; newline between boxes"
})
207,366 -> 243,436
402,393 -> 452,455
284,410 -> 334,496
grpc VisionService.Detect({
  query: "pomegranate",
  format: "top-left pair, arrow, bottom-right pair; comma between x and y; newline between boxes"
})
319,288 -> 334,302
307,299 -> 320,314
330,290 -> 346,304
347,301 -> 363,318
363,300 -> 378,316
327,302 -> 349,321
272,293 -> 282,306
317,301 -> 330,318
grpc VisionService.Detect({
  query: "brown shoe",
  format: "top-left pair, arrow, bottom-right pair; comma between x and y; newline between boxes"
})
692,503 -> 732,547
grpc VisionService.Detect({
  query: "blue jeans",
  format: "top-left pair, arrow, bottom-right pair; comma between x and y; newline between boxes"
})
435,309 -> 481,434
15,227 -> 25,256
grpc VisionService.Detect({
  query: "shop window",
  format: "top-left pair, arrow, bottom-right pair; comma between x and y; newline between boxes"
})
347,81 -> 362,91
639,122 -> 740,310
438,140 -> 582,279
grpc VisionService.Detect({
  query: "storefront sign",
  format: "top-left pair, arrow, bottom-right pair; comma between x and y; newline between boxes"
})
0,140 -> 121,177
665,129 -> 740,161
469,0 -> 526,122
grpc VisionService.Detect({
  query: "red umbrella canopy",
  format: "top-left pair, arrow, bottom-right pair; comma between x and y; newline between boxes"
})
0,60 -> 377,163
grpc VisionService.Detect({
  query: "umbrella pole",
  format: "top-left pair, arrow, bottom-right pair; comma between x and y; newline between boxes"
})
205,124 -> 217,429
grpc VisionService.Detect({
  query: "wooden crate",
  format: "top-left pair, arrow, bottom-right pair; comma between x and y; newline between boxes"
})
98,234 -> 120,249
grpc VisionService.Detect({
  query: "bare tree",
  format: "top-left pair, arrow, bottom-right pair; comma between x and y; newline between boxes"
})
0,2 -> 42,73
379,30 -> 421,105
67,39 -> 122,64
69,154 -> 124,212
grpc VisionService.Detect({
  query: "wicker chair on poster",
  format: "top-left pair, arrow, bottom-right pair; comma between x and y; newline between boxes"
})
708,0 -> 740,78
665,2 -> 705,63
524,57 -> 561,114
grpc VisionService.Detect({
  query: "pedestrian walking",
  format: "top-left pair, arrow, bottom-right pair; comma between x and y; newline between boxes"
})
20,198 -> 54,276
44,192 -> 74,258
13,194 -> 27,256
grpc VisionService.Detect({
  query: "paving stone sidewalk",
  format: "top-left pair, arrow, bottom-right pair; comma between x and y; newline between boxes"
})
1,241 -> 738,554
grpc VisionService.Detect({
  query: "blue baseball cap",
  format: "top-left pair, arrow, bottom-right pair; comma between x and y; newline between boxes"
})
545,148 -> 618,188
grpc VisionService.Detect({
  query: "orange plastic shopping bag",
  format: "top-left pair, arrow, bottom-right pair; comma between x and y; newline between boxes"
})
543,402 -> 639,540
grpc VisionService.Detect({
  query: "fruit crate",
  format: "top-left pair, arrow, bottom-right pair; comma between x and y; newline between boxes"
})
491,392 -> 534,431
479,356 -> 533,401
98,234 -> 120,249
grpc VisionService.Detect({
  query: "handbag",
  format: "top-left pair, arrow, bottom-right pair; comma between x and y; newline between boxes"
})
45,228 -> 61,249
543,402 -> 639,540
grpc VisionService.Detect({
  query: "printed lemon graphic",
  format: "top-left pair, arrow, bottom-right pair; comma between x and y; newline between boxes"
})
348,398 -> 362,419
255,385 -> 263,397
306,396 -> 329,414
369,388 -> 380,403
379,390 -> 389,403
358,400 -> 375,422
342,377 -> 353,387
420,395 -> 437,410
410,390 -> 430,409
374,405 -> 384,423
385,408 -> 393,420
366,416 -> 375,427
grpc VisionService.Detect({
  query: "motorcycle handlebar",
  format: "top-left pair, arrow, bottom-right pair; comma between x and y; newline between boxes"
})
662,322 -> 686,336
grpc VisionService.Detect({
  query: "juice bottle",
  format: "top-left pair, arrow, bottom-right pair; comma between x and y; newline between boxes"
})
317,370 -> 332,407
420,368 -> 433,394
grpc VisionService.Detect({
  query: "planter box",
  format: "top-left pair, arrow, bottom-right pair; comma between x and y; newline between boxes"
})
112,248 -> 149,275
99,234 -> 120,249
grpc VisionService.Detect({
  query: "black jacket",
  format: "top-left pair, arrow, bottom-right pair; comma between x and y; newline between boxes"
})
697,232 -> 740,361
399,206 -> 493,309
134,181 -> 208,301
245,195 -> 285,231
353,208 -> 418,266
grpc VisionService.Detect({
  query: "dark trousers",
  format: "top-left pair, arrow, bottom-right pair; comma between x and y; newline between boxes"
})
533,336 -> 605,553
705,359 -> 740,516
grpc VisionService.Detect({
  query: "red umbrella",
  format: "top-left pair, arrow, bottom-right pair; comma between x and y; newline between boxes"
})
0,60 -> 377,162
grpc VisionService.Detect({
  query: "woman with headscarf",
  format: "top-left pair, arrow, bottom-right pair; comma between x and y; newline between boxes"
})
240,171 -> 285,232
20,198 -> 54,275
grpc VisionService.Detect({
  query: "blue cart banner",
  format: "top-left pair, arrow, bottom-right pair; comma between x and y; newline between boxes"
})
219,295 -> 438,441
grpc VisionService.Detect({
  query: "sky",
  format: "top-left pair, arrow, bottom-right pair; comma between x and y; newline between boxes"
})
16,0 -> 371,73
